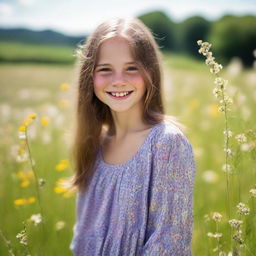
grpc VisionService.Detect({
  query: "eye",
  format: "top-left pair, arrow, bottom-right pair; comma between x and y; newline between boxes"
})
98,68 -> 111,72
127,66 -> 138,71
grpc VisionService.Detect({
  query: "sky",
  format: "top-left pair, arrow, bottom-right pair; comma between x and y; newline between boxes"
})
0,0 -> 255,36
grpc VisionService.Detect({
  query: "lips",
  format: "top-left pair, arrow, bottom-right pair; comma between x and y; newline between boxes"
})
106,90 -> 134,100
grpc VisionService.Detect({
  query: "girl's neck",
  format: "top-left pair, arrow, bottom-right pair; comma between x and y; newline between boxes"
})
110,104 -> 149,140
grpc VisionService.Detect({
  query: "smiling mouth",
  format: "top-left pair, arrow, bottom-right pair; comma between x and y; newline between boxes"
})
106,91 -> 134,99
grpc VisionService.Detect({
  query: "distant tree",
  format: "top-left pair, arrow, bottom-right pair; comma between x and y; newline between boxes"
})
208,15 -> 256,67
137,11 -> 177,51
177,16 -> 211,57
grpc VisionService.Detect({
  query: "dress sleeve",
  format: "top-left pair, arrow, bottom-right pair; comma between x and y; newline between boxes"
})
141,132 -> 196,256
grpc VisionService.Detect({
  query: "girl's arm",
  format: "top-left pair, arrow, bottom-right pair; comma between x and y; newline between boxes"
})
141,132 -> 196,256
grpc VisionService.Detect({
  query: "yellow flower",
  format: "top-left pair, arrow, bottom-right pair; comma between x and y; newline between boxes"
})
27,197 -> 36,203
209,104 -> 219,117
14,198 -> 27,206
21,180 -> 30,188
58,100 -> 69,108
54,187 -> 67,194
55,160 -> 69,171
16,170 -> 34,187
18,126 -> 26,132
40,117 -> 50,126
22,119 -> 32,126
27,113 -> 37,120
18,147 -> 26,155
14,197 -> 36,206
60,83 -> 70,91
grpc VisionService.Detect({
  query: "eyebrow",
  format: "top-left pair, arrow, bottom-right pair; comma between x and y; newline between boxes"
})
95,61 -> 136,67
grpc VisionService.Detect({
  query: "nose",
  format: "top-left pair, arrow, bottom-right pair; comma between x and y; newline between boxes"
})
112,71 -> 126,87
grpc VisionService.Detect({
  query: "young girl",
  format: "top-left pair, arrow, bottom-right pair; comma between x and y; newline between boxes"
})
69,17 -> 196,256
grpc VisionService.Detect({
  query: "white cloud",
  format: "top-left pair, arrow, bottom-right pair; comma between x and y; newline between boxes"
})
0,3 -> 14,16
18,0 -> 37,6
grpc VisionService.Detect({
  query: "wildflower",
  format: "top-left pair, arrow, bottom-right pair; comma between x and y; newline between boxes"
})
223,130 -> 233,138
222,164 -> 232,173
207,232 -> 222,238
38,178 -> 46,187
213,87 -> 222,99
22,119 -> 32,126
16,170 -> 34,187
55,221 -> 66,231
55,160 -> 69,171
28,213 -> 42,226
202,170 -> 218,183
54,186 -> 67,194
224,148 -> 232,156
16,229 -> 27,245
14,197 -> 36,206
240,143 -> 251,152
27,113 -> 37,120
235,133 -> 247,144
228,219 -> 243,229
232,230 -> 244,245
210,63 -> 223,74
218,106 -> 225,113
236,202 -> 250,215
58,99 -> 69,108
16,151 -> 29,163
209,104 -> 219,117
60,83 -> 70,91
212,212 -> 222,222
40,117 -> 50,126
214,77 -> 227,89
249,188 -> 256,197
18,126 -> 26,132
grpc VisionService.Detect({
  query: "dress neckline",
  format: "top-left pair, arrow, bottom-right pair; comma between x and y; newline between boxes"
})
99,122 -> 164,168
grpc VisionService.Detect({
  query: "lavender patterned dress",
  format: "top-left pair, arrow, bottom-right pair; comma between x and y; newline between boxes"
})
70,121 -> 196,256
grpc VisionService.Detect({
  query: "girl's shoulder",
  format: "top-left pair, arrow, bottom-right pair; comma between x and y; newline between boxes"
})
153,119 -> 192,152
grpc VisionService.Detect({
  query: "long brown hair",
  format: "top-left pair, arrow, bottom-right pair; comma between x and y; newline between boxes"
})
67,17 -> 186,194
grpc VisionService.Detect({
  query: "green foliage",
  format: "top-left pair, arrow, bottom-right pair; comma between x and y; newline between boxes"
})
208,15 -> 256,67
0,41 -> 76,64
138,10 -> 177,50
177,16 -> 212,57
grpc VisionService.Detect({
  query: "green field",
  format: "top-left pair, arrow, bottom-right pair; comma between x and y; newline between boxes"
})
0,52 -> 255,255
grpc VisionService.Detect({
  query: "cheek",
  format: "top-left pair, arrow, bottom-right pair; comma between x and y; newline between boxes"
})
128,75 -> 146,89
93,75 -> 107,91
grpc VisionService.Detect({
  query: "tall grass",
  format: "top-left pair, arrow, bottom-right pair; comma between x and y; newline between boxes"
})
0,48 -> 255,255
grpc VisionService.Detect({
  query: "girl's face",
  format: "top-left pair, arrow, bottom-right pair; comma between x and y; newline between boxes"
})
93,36 -> 146,113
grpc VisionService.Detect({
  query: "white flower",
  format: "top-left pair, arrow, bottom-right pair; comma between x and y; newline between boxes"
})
55,221 -> 66,231
29,213 -> 42,226
240,143 -> 251,152
212,212 -> 222,222
249,188 -> 256,197
16,230 -> 27,245
207,232 -> 222,238
235,134 -> 247,144
237,202 -> 250,215
228,219 -> 243,229
202,170 -> 218,183
223,130 -> 233,138
224,148 -> 232,156
222,164 -> 232,173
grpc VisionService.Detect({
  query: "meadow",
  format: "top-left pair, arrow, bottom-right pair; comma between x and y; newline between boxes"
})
0,49 -> 255,255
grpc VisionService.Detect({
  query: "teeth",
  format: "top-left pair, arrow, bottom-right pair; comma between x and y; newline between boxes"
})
110,91 -> 130,97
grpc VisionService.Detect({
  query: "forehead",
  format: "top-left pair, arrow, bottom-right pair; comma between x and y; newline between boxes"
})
96,36 -> 134,62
